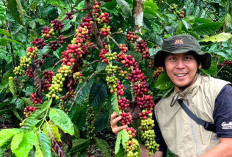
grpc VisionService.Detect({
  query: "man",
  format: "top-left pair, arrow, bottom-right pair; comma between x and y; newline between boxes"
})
111,34 -> 232,157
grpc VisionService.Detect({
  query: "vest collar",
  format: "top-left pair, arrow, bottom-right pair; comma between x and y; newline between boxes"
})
170,74 -> 202,107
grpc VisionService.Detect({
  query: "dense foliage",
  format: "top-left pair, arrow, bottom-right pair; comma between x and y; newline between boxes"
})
0,0 -> 232,157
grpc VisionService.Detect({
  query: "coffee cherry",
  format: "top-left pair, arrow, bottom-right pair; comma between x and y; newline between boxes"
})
118,97 -> 130,110
100,25 -> 111,37
66,12 -> 73,20
26,67 -> 33,78
73,72 -> 84,83
24,106 -> 37,118
50,19 -> 64,31
127,31 -> 137,42
49,40 -> 61,51
34,59 -> 44,67
30,93 -> 43,104
27,47 -> 38,59
43,70 -> 54,81
120,112 -> 132,125
32,37 -> 46,49
119,44 -> 128,53
136,40 -> 150,59
41,27 -> 54,39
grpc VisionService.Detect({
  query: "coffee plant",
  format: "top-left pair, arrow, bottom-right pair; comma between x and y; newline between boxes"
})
0,0 -> 232,157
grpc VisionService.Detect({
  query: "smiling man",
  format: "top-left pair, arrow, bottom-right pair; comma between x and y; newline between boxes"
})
152,34 -> 232,157
111,34 -> 232,157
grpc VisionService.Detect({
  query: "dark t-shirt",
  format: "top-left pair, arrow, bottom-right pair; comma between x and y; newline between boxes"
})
154,84 -> 232,153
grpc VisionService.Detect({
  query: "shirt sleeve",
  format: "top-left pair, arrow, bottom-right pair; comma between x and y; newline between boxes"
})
213,84 -> 232,137
153,110 -> 167,153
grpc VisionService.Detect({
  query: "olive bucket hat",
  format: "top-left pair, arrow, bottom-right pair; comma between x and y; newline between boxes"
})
154,34 -> 211,69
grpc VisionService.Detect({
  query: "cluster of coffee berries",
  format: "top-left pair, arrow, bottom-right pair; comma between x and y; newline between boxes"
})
57,65 -> 72,77
117,81 -> 125,96
153,67 -> 163,78
139,109 -> 152,120
30,93 -> 43,104
42,53 -> 49,59
66,12 -> 73,20
104,52 -> 117,62
86,105 -> 96,140
133,81 -> 149,96
97,12 -> 110,24
99,49 -> 109,63
100,26 -> 111,37
135,95 -> 155,110
105,64 -> 119,74
57,35 -> 66,44
34,59 -> 44,67
118,97 -> 130,110
119,70 -> 128,78
51,19 -> 64,31
117,53 -> 137,68
106,75 -> 118,94
125,128 -> 140,157
119,44 -> 128,53
46,73 -> 65,100
24,106 -> 37,118
49,41 -> 61,51
26,67 -> 33,78
92,1 -> 101,16
128,68 -> 147,82
136,40 -> 150,59
13,66 -> 25,76
168,3 -> 178,13
148,58 -> 154,69
43,70 -> 54,81
220,60 -> 232,67
120,112 -> 132,125
177,10 -> 185,18
73,72 -> 84,83
32,37 -> 46,49
139,112 -> 159,155
41,27 -> 54,39
27,47 -> 38,59
127,31 -> 137,42
41,79 -> 51,92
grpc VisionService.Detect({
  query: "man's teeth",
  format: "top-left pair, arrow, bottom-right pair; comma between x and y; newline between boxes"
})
176,74 -> 186,77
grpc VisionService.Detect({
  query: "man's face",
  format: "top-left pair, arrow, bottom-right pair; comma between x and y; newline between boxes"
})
164,52 -> 202,91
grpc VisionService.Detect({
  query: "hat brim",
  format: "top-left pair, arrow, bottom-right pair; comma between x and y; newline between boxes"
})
154,50 -> 211,69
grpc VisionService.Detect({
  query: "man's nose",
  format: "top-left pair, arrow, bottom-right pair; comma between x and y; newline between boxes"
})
176,59 -> 185,68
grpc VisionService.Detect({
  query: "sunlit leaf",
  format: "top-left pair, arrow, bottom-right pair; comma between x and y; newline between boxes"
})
49,108 -> 74,135
200,33 -> 232,42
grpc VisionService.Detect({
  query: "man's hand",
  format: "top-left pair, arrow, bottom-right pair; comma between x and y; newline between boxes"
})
110,111 -> 128,135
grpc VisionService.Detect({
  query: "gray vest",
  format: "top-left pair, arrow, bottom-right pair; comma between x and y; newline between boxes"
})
155,75 -> 230,157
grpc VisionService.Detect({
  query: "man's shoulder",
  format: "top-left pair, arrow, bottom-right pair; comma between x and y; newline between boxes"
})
201,76 -> 231,88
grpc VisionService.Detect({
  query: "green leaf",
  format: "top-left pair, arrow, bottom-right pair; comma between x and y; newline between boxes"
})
0,38 -> 24,46
96,62 -> 106,73
38,131 -> 51,157
89,82 -> 107,106
0,29 -> 12,37
115,129 -> 129,154
75,79 -> 94,105
48,0 -> 68,8
95,137 -> 111,157
116,0 -> 132,17
41,99 -> 52,111
12,130 -> 37,157
225,13 -> 231,27
7,0 -> 24,25
11,131 -> 24,151
201,58 -> 217,75
155,72 -> 174,90
111,92 -> 119,115
193,22 -> 223,35
49,108 -> 74,135
0,129 -> 19,147
43,121 -> 61,142
35,139 -> 44,157
8,77 -> 15,96
200,33 -> 232,42
22,97 -> 33,106
176,20 -> 183,34
0,0 -> 6,26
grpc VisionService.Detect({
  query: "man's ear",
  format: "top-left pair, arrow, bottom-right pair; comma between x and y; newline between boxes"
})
198,63 -> 202,69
